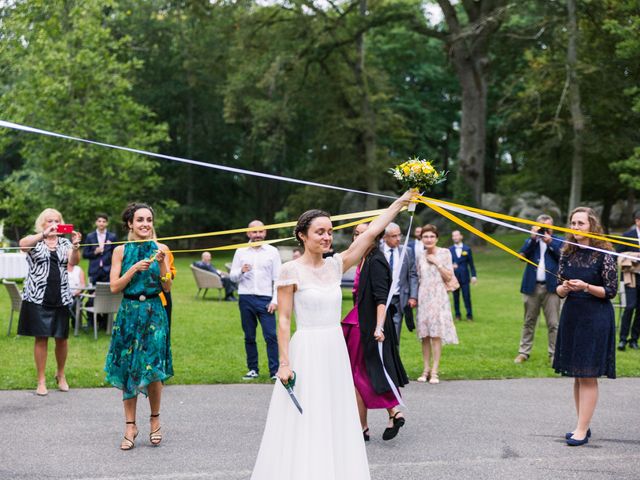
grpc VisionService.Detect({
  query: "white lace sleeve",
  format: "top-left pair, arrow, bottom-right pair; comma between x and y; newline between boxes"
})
275,261 -> 299,289
332,252 -> 344,274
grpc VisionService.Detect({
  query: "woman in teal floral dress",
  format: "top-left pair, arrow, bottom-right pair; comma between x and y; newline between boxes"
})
105,203 -> 173,451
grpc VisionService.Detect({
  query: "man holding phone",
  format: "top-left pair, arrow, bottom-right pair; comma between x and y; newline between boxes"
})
514,214 -> 563,363
230,220 -> 281,381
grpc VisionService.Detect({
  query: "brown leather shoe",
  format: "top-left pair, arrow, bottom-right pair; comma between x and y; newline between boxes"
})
513,354 -> 528,364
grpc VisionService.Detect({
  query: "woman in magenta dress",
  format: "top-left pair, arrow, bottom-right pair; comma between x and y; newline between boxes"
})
342,223 -> 408,442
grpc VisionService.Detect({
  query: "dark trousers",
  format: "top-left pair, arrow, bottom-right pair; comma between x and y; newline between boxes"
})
620,284 -> 640,343
239,294 -> 278,375
453,282 -> 473,318
221,277 -> 236,298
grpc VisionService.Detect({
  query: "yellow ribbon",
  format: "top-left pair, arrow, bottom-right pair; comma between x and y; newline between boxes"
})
164,214 -> 380,254
78,208 -> 387,248
418,195 -> 637,250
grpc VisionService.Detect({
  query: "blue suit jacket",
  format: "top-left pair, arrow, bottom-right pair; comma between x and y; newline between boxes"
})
449,244 -> 476,285
82,230 -> 117,278
519,235 -> 562,294
615,228 -> 640,254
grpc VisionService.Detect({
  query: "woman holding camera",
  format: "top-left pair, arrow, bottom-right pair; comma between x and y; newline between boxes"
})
18,208 -> 82,396
105,203 -> 173,451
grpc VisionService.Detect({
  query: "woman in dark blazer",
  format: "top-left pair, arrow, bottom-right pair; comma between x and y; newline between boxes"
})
342,225 -> 408,442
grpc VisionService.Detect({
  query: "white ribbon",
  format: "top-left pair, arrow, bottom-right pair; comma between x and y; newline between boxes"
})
0,120 -> 395,200
427,198 -> 639,262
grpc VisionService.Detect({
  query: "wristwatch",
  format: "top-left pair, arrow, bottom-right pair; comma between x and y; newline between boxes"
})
583,283 -> 589,293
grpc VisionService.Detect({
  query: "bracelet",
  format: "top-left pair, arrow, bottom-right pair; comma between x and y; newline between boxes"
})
375,326 -> 384,333
583,283 -> 589,293
279,361 -> 289,367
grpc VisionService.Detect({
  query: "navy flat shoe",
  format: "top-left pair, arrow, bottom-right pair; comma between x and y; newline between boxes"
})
565,428 -> 591,440
566,435 -> 589,446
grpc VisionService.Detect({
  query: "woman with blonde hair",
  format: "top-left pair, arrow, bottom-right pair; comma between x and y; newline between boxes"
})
554,207 -> 617,446
18,208 -> 82,396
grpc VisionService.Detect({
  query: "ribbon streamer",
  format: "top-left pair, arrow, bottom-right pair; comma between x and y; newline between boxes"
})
0,120 -> 395,200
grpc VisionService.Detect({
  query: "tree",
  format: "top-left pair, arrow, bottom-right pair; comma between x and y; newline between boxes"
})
0,0 -> 169,237
413,0 -> 509,208
566,0 -> 585,212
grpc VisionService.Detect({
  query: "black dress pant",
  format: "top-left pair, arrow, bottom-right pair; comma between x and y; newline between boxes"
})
620,283 -> 640,343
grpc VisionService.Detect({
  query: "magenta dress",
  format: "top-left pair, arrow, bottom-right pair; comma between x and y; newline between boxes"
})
341,265 -> 398,409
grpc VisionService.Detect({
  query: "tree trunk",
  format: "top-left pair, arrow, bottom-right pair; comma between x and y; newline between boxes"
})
453,52 -> 487,209
567,0 -> 585,213
356,0 -> 378,210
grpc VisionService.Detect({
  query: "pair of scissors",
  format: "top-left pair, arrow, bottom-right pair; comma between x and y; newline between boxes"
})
281,371 -> 303,414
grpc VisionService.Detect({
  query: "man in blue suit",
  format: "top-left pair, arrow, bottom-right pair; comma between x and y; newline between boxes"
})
82,213 -> 117,284
449,230 -> 477,321
514,215 -> 562,363
616,210 -> 640,351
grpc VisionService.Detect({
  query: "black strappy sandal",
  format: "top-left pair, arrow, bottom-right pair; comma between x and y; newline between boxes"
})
363,427 -> 370,442
150,413 -> 162,446
382,412 -> 405,441
120,421 -> 138,451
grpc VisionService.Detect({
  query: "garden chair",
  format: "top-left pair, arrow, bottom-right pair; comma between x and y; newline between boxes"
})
190,265 -> 224,300
3,279 -> 22,336
77,282 -> 122,339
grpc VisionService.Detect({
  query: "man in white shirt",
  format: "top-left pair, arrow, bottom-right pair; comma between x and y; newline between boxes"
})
382,223 -> 418,343
230,220 -> 281,380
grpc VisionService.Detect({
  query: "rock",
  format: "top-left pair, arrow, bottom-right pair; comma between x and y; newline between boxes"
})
508,192 -> 562,222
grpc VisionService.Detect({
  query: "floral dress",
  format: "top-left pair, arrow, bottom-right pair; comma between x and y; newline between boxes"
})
416,247 -> 459,344
104,241 -> 173,400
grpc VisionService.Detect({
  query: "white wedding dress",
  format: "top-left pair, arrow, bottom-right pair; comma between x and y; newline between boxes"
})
251,253 -> 370,480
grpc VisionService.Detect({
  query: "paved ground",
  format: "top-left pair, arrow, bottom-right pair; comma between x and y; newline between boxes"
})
1,378 -> 639,480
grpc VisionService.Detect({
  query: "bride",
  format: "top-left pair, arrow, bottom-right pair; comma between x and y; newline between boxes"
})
251,191 -> 413,480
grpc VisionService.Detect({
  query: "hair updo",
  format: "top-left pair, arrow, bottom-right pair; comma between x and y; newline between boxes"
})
294,209 -> 331,246
121,202 -> 155,231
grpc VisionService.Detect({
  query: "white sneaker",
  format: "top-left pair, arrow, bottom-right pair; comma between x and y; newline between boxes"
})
242,370 -> 259,380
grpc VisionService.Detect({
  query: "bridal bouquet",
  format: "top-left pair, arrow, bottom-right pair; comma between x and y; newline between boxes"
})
389,157 -> 447,211
389,157 -> 447,192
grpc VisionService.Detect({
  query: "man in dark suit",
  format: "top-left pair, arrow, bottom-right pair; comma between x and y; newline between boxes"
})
193,251 -> 237,301
449,230 -> 477,321
381,223 -> 418,343
82,213 -> 117,284
514,215 -> 562,363
82,213 -> 117,330
616,210 -> 640,351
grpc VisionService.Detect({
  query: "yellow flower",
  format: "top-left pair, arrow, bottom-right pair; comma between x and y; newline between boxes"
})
412,165 -> 421,173
403,166 -> 411,175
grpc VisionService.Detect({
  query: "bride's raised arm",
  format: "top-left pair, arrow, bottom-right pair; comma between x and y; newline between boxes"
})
340,190 -> 414,272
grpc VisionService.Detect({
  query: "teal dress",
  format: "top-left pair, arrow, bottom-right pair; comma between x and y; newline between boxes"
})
105,241 -> 174,400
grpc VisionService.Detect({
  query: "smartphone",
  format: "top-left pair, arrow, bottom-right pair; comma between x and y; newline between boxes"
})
57,224 -> 74,234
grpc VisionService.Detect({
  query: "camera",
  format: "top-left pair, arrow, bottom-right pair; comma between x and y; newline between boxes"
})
537,227 -> 549,236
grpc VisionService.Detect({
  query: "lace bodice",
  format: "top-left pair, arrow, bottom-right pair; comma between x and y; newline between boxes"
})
276,254 -> 344,329
557,249 -> 618,299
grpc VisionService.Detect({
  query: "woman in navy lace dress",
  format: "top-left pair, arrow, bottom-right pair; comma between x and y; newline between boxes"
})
554,207 -> 617,446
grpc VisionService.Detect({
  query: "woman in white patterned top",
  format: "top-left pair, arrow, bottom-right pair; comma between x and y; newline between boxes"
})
251,191 -> 414,480
18,208 -> 82,396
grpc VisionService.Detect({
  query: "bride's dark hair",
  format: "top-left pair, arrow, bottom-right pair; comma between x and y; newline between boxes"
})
294,209 -> 331,246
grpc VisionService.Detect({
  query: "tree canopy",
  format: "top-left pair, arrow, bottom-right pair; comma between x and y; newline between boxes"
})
1,0 -> 638,242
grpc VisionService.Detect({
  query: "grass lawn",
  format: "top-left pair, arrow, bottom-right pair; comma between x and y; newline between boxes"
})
1,233 -> 638,390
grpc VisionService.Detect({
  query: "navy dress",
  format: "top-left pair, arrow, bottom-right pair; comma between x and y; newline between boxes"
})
553,249 -> 617,379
